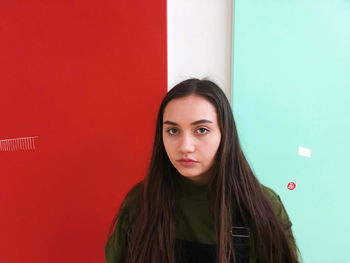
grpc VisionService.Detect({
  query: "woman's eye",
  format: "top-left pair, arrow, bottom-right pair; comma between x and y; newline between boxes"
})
167,128 -> 178,135
197,127 -> 209,134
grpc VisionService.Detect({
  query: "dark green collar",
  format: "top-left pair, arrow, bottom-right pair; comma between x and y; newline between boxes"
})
178,175 -> 209,201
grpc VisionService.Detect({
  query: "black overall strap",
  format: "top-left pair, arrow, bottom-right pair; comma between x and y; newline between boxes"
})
231,208 -> 251,263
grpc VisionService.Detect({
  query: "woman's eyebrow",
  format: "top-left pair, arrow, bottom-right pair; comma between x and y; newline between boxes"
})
163,119 -> 213,126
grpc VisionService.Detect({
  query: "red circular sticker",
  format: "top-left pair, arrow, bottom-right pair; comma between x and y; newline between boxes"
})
287,182 -> 296,190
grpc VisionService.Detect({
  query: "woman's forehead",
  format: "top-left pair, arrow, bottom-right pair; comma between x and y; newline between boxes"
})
163,95 -> 218,125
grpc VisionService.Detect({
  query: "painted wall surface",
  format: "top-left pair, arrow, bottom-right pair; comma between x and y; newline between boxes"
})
232,1 -> 350,262
0,1 -> 167,262
167,0 -> 233,98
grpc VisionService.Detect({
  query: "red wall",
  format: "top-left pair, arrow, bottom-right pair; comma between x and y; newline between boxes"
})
0,1 -> 167,262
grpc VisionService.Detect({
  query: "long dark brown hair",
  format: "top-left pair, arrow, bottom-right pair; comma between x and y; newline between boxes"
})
107,78 -> 300,263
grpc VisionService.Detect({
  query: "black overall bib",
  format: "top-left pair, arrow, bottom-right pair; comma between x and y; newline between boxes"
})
175,235 -> 250,263
174,213 -> 251,263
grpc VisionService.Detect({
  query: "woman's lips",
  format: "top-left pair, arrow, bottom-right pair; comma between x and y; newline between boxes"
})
178,160 -> 197,167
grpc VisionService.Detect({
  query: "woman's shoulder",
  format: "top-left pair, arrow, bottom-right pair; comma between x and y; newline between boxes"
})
260,184 -> 280,202
120,180 -> 144,211
260,184 -> 292,228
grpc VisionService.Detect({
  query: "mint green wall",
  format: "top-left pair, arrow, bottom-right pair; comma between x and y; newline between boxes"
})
232,1 -> 350,262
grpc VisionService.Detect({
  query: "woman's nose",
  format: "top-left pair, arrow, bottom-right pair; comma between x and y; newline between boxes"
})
178,133 -> 195,153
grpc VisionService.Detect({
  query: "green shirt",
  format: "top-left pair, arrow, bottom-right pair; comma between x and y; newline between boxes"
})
105,176 -> 295,263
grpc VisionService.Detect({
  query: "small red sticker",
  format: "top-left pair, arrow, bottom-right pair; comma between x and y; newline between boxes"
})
287,182 -> 296,190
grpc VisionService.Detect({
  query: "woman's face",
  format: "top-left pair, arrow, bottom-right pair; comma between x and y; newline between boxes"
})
162,95 -> 221,184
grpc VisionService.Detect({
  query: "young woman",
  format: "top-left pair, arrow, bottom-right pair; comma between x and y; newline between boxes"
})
105,79 -> 300,263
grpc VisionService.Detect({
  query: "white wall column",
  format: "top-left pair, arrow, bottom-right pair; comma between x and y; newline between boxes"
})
167,0 -> 233,102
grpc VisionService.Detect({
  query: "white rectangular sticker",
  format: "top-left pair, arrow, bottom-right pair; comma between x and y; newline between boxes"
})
298,146 -> 312,158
